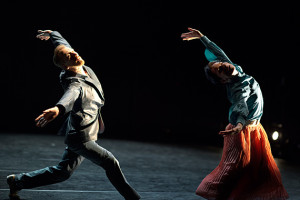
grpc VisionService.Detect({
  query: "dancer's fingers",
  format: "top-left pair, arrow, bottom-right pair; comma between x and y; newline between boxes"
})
35,116 -> 48,127
188,27 -> 197,32
219,129 -> 234,135
37,30 -> 49,33
182,37 -> 188,40
35,114 -> 44,122
40,118 -> 48,127
182,37 -> 198,41
36,117 -> 43,127
181,32 -> 192,37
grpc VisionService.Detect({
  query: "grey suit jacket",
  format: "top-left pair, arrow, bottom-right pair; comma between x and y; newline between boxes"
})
50,31 -> 105,144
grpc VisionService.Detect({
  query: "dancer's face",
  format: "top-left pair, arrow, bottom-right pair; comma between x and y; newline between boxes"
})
208,62 -> 236,84
58,46 -> 85,69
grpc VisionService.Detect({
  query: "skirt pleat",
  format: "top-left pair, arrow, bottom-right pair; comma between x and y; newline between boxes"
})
196,124 -> 289,200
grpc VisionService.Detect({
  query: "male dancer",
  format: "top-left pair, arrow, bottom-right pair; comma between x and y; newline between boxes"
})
181,28 -> 288,199
7,30 -> 141,200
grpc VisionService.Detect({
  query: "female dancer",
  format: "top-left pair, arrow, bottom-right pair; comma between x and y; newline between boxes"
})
181,28 -> 289,200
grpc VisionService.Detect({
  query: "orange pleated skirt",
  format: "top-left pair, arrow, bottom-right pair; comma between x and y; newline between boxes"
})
196,123 -> 289,200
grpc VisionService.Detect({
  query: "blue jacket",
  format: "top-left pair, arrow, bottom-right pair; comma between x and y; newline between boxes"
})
200,36 -> 264,126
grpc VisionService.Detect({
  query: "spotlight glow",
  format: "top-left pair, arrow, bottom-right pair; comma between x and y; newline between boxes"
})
272,131 -> 279,141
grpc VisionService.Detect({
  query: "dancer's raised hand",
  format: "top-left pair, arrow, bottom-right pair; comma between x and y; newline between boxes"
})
181,27 -> 204,41
36,30 -> 53,41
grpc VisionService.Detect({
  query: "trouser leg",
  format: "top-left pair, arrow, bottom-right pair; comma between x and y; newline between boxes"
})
14,147 -> 84,190
68,141 -> 141,200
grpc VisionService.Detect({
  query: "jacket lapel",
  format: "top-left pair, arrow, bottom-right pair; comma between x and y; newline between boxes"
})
82,66 -> 105,102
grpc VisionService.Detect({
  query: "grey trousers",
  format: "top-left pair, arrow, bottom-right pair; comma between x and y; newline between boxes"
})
14,141 -> 140,200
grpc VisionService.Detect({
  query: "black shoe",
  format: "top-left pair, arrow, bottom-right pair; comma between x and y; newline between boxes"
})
7,174 -> 21,200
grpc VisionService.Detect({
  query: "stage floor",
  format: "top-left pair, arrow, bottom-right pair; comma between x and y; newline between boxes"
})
0,133 -> 299,200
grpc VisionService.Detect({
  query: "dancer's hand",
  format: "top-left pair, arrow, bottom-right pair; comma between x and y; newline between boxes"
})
36,30 -> 53,41
35,106 -> 60,127
219,123 -> 243,135
181,27 -> 204,41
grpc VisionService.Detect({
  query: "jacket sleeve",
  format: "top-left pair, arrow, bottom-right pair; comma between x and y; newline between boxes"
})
50,31 -> 72,49
229,99 -> 249,126
56,80 -> 81,114
228,84 -> 251,126
200,36 -> 232,63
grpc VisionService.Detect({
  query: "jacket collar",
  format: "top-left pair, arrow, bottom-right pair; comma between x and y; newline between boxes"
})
60,66 -> 88,80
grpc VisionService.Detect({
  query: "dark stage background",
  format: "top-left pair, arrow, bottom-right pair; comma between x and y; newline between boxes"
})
1,2 -> 299,146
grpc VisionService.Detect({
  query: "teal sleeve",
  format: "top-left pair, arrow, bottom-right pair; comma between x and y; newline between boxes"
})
229,100 -> 248,126
228,83 -> 251,126
200,36 -> 232,63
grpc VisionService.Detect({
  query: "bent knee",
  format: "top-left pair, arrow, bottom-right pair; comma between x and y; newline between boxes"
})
52,166 -> 73,181
55,171 -> 72,182
103,152 -> 120,169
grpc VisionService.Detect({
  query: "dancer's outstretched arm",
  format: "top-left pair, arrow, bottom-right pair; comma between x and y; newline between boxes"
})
35,30 -> 80,128
37,30 -> 72,48
34,75 -> 81,128
181,27 -> 232,63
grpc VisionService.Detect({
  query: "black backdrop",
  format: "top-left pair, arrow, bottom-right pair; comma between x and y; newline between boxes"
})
1,2 -> 299,145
